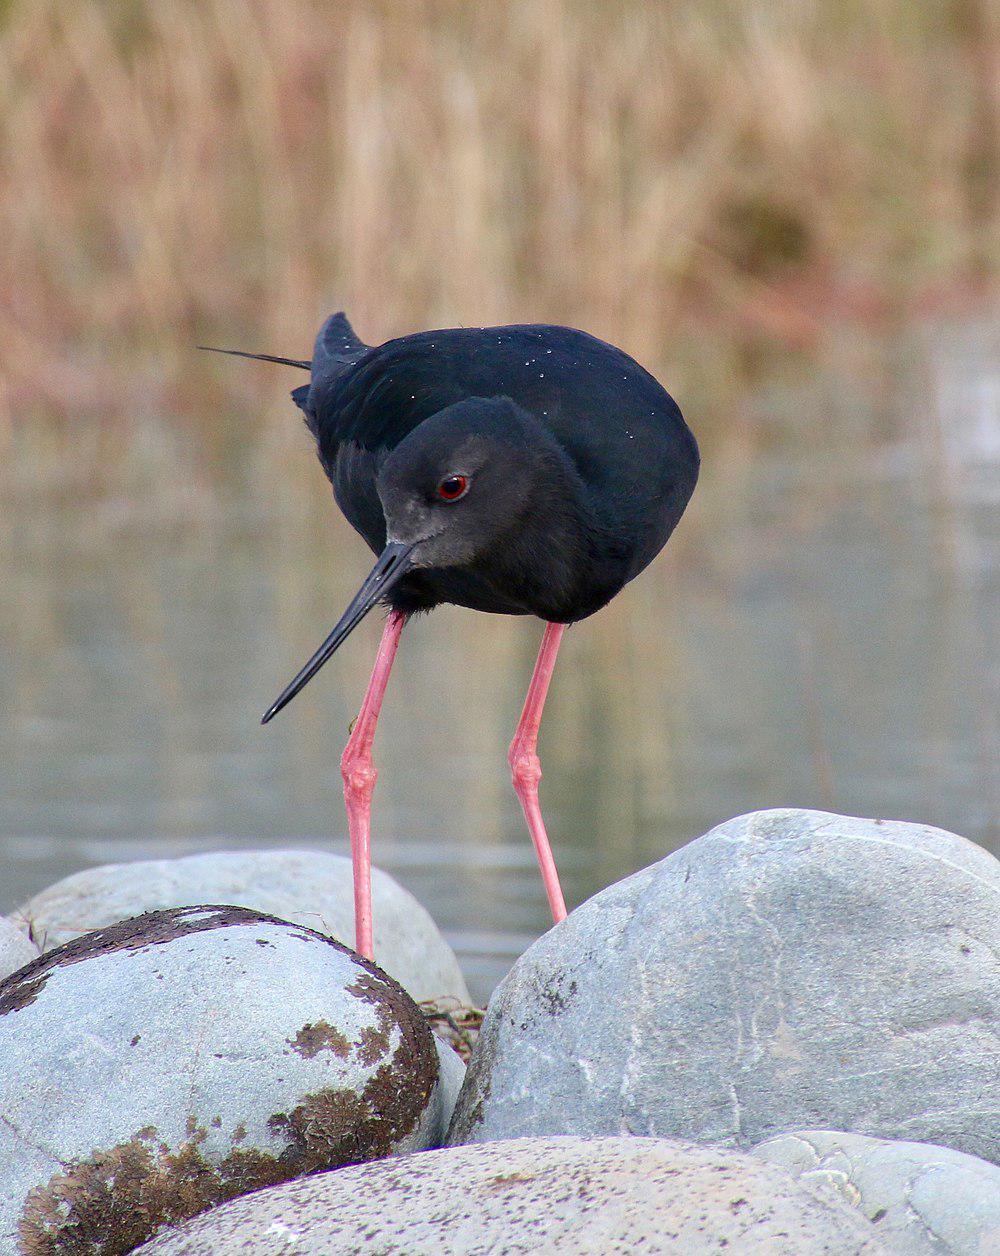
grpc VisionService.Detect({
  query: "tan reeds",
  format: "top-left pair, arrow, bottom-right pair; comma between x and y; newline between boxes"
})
0,0 -> 996,444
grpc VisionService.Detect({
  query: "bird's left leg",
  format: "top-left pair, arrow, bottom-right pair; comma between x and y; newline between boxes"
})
340,609 -> 407,960
508,621 -> 568,924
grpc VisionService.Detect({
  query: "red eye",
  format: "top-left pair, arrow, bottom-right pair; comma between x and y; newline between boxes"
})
436,474 -> 469,501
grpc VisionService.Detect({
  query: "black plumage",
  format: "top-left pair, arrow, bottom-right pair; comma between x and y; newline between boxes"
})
204,311 -> 698,721
293,312 -> 697,621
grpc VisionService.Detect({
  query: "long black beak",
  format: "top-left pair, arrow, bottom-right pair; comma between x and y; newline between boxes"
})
261,541 -> 415,724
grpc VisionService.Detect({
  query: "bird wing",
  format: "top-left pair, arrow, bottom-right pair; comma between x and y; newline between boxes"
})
296,322 -> 695,560
291,311 -> 371,438
305,324 -> 609,467
303,333 -> 475,553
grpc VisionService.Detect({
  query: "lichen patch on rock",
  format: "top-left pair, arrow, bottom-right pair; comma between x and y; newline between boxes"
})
18,1125 -> 300,1256
287,1021 -> 351,1060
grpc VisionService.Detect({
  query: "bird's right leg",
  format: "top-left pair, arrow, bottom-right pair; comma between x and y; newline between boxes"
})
340,609 -> 407,960
508,621 -> 568,924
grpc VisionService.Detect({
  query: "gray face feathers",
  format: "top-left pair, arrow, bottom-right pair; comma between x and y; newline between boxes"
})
377,396 -> 577,570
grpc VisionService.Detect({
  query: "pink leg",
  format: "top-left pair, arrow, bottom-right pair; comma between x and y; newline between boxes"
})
508,622 -> 568,924
340,610 -> 406,959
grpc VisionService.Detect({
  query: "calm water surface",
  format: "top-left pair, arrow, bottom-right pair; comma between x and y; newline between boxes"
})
2,324 -> 997,1000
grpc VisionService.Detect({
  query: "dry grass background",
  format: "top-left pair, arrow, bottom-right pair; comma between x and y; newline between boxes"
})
0,0 -> 997,449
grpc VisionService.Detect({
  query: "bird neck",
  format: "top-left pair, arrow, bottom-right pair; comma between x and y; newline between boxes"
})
488,436 -> 606,620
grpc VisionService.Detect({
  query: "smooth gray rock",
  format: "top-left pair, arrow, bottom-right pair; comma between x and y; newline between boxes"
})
0,913 -> 38,980
434,1036 -> 468,1126
752,1130 -> 1000,1255
0,905 -> 453,1255
16,848 -> 470,1004
135,1135 -> 888,1254
449,809 -> 1000,1164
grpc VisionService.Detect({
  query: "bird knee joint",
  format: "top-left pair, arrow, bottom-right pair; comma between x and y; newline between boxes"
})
342,759 -> 377,798
509,748 -> 542,791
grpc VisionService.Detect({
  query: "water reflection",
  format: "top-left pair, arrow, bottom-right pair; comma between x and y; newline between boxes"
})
1,325 -> 997,1000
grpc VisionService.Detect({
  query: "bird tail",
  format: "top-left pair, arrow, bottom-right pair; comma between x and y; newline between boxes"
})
311,311 -> 370,377
197,312 -> 368,380
198,311 -> 369,425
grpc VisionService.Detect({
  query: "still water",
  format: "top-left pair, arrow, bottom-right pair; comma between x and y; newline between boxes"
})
2,323 -> 997,1000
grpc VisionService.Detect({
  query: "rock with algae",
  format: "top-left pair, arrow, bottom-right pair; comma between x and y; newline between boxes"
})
0,905 -> 455,1255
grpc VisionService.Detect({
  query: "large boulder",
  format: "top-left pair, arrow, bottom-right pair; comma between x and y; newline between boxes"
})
449,809 -> 1000,1164
0,905 -> 455,1255
0,913 -> 38,980
752,1129 -> 1000,1255
15,848 -> 470,1004
135,1136 -> 887,1254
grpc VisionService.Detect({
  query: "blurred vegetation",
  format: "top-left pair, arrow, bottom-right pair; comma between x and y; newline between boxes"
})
0,0 -> 996,458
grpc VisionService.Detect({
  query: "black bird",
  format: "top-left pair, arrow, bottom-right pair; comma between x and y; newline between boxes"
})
204,313 -> 698,958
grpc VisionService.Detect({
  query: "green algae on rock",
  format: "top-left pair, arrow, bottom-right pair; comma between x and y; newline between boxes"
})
0,905 -> 455,1255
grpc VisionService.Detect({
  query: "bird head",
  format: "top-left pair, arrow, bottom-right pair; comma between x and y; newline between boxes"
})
262,397 -> 570,723
376,396 -> 550,568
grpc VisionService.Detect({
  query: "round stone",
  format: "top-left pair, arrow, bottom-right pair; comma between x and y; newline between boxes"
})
752,1129 -> 1000,1255
0,914 -> 38,981
0,905 -> 453,1254
449,809 -> 1000,1163
134,1136 -> 887,1254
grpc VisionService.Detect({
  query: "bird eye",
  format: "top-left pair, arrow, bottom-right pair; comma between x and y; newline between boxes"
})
436,474 -> 469,502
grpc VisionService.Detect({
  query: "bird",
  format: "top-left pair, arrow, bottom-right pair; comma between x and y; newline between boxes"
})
202,313 -> 699,961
